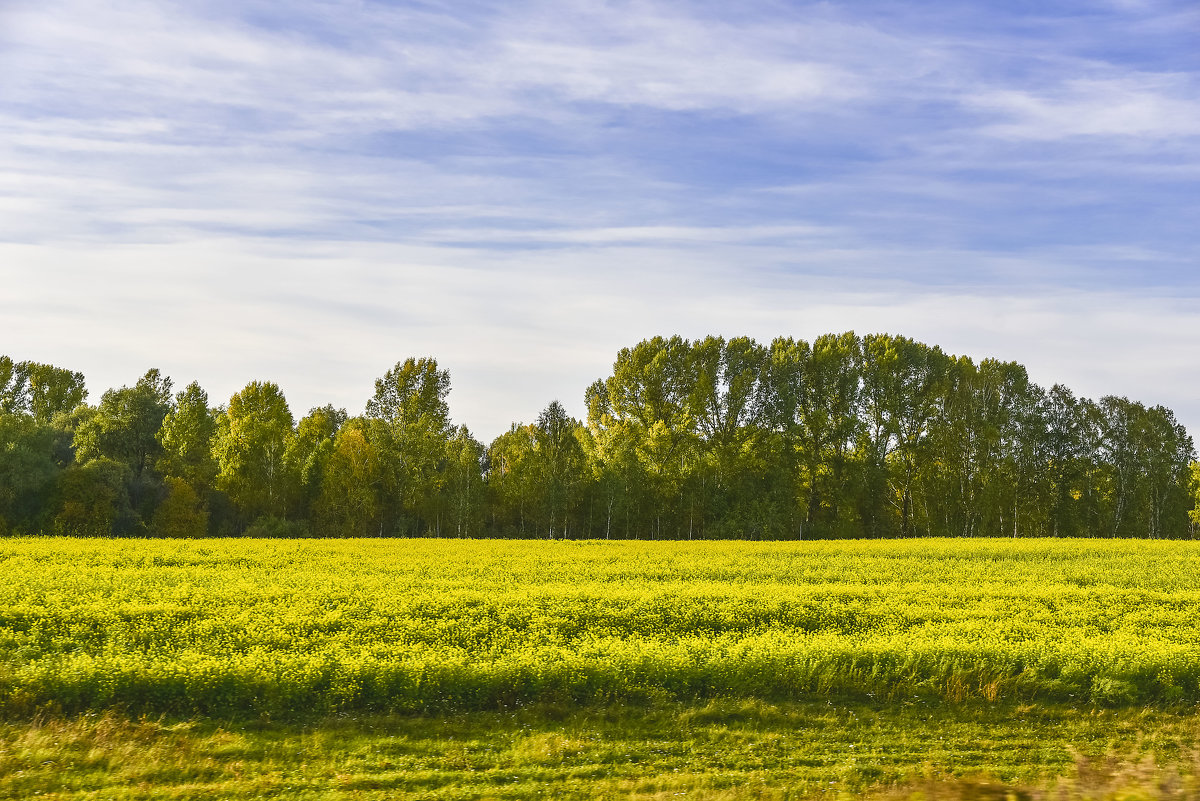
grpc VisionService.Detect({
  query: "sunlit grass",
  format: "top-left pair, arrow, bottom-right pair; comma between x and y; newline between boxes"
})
3,700 -> 1200,799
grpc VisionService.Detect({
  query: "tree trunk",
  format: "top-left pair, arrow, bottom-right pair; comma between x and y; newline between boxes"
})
606,494 -> 612,540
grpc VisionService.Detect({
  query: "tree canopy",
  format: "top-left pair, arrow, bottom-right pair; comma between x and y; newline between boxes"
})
1,334 -> 1196,539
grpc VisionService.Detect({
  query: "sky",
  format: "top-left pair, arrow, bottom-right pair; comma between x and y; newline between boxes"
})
2,0 -> 1199,442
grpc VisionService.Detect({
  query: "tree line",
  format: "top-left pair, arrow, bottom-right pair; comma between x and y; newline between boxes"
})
2,333 -> 1197,540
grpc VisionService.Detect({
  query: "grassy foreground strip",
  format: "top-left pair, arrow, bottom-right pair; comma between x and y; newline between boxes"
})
4,538 -> 1200,715
3,701 -> 1200,799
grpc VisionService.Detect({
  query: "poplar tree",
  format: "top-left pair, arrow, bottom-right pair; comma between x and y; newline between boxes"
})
157,381 -> 218,489
366,358 -> 452,535
214,381 -> 295,523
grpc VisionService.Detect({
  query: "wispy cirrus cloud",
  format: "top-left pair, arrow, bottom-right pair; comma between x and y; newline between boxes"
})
970,75 -> 1200,140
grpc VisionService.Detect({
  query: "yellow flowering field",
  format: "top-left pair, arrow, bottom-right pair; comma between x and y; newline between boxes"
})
2,537 -> 1199,717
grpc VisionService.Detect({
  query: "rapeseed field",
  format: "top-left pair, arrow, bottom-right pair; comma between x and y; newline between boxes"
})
3,538 -> 1199,717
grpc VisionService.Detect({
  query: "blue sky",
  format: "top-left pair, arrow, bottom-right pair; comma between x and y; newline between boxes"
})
2,0 -> 1199,440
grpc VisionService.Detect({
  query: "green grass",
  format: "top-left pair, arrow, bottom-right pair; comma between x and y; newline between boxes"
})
3,700 -> 1200,799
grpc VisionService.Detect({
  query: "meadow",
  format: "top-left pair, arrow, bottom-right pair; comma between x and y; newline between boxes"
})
4,537 -> 1200,798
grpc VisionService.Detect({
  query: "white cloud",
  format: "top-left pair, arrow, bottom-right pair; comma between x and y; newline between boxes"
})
1,0 -> 886,147
970,76 -> 1200,140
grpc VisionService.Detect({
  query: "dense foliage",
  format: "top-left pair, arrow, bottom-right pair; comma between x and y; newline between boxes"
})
1,334 -> 1196,539
4,538 -> 1200,717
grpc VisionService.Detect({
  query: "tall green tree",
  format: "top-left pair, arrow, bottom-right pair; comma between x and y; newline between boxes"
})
598,336 -> 697,538
366,358 -> 453,535
157,381 -> 219,489
765,333 -> 862,538
316,418 -> 382,537
286,404 -> 347,520
23,362 -> 88,423
214,381 -> 295,523
690,336 -> 772,538
924,354 -> 984,538
0,356 -> 25,415
584,380 -> 647,540
442,425 -> 486,538
1189,462 -> 1200,537
1,358 -> 88,421
1138,405 -> 1194,539
1098,396 -> 1145,538
0,412 -> 58,533
486,423 -> 539,537
991,363 -> 1048,538
74,369 -> 173,478
1043,384 -> 1090,538
531,401 -> 587,539
859,335 -> 948,537
69,369 -> 174,530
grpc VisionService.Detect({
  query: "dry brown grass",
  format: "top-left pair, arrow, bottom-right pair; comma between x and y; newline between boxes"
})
867,749 -> 1200,801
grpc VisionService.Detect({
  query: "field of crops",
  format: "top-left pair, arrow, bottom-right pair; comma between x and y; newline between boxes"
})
3,537 -> 1200,719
